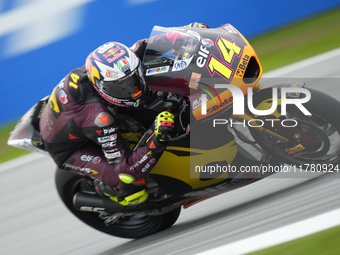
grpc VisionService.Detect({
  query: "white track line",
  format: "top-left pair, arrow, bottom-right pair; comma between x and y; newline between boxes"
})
195,208 -> 340,255
0,153 -> 47,173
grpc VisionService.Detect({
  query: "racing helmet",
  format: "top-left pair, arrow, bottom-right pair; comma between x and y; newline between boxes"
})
85,42 -> 146,107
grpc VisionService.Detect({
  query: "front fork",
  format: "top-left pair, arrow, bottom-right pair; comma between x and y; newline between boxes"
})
230,83 -> 319,153
231,82 -> 289,144
231,112 -> 289,143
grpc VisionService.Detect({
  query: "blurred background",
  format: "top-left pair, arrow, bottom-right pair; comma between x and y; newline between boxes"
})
1,0 -> 340,162
1,1 -> 340,254
1,0 -> 340,126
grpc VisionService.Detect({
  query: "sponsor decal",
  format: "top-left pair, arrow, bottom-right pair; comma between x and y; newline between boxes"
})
98,114 -> 109,125
189,72 -> 201,89
236,55 -> 250,77
130,154 -> 148,170
93,86 -> 123,106
105,70 -> 116,78
103,127 -> 116,135
107,50 -> 126,63
104,47 -> 120,58
80,206 -> 105,212
206,97 -> 233,115
109,158 -> 121,164
202,38 -> 214,48
91,170 -> 99,175
69,133 -> 79,140
16,140 -> 39,153
95,112 -> 114,127
172,59 -> 189,71
96,130 -> 102,135
117,59 -> 130,73
102,141 -> 116,148
149,141 -> 156,149
58,90 -> 68,104
106,148 -> 119,152
141,163 -> 150,172
81,155 -> 102,164
196,44 -> 209,68
58,80 -> 65,89
92,156 -> 101,164
63,162 -> 95,174
98,134 -> 117,143
192,95 -> 203,110
285,144 -> 305,154
224,24 -> 237,34
105,151 -> 121,159
190,74 -> 223,111
146,66 -> 169,76
149,158 -> 156,164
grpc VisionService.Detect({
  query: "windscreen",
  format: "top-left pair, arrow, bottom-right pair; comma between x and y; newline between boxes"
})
143,26 -> 200,75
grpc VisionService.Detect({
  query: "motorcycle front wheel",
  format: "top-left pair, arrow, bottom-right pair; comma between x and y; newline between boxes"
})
250,87 -> 340,166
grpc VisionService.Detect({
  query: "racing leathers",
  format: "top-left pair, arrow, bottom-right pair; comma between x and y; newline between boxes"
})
39,31 -> 185,200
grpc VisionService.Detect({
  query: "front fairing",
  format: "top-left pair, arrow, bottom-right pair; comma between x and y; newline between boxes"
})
143,24 -> 263,120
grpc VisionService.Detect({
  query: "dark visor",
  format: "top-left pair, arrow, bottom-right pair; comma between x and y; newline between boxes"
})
97,69 -> 143,100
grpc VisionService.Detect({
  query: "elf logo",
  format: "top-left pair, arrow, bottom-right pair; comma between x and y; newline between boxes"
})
196,45 -> 209,68
80,155 -> 101,164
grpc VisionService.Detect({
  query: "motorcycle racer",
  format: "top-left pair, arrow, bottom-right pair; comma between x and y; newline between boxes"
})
39,23 -> 209,206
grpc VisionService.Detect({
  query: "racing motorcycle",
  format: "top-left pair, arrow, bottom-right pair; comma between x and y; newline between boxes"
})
8,24 -> 340,239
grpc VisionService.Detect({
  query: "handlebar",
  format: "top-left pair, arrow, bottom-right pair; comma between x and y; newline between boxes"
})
133,93 -> 189,150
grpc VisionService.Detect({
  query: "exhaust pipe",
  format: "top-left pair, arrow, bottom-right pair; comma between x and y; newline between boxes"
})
73,191 -> 125,212
73,191 -> 180,215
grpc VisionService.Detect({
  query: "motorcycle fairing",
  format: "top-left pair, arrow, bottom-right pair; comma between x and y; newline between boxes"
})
149,139 -> 238,190
7,97 -> 49,155
143,24 -> 263,121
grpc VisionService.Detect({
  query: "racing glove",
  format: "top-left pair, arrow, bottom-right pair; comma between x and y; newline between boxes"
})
154,111 -> 175,142
185,22 -> 210,28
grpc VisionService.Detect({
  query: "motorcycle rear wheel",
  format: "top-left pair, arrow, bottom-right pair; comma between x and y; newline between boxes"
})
55,170 -> 181,239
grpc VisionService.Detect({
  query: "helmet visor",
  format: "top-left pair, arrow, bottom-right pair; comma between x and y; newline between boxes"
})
97,66 -> 144,100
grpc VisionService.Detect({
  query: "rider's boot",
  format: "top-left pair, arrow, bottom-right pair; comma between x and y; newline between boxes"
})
94,174 -> 148,206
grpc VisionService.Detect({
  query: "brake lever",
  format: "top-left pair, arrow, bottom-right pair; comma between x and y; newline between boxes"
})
168,124 -> 190,142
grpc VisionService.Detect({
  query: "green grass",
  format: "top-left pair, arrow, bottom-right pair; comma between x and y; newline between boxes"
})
248,224 -> 340,255
249,7 -> 340,72
1,7 -> 340,164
